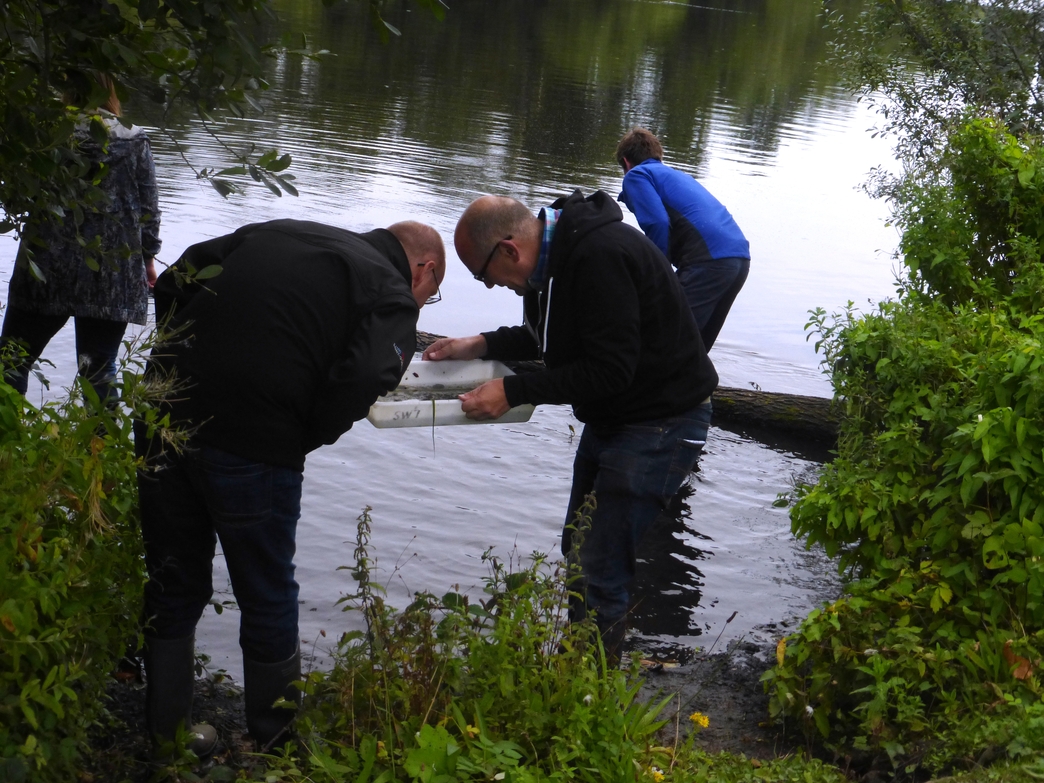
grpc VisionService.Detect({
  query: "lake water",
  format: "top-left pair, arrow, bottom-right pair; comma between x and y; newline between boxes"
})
0,0 -> 899,674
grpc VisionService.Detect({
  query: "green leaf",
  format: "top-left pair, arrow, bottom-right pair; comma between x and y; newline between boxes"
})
259,173 -> 282,197
272,173 -> 299,197
814,708 -> 831,738
88,117 -> 109,146
115,42 -> 140,67
243,91 -> 264,113
194,265 -> 224,280
1018,161 -> 1036,187
210,179 -> 237,198
264,153 -> 292,173
442,592 -> 465,609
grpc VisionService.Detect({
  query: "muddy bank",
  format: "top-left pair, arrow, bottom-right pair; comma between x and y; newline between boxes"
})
631,636 -> 806,760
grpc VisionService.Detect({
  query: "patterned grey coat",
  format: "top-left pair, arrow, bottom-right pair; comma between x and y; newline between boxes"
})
7,114 -> 161,325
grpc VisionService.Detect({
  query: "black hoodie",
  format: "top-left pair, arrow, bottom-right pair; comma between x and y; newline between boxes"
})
483,190 -> 718,425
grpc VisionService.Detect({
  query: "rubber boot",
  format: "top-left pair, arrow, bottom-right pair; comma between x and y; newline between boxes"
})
143,634 -> 218,759
244,647 -> 301,752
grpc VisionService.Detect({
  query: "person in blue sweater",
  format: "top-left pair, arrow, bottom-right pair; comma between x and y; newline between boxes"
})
616,128 -> 750,351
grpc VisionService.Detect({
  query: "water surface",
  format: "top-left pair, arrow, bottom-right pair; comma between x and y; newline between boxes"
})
0,0 -> 891,673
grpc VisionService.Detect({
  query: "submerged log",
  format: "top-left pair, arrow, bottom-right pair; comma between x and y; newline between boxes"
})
710,387 -> 838,445
414,331 -> 839,446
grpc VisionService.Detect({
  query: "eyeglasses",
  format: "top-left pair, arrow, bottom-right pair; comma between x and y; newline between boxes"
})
418,265 -> 441,305
474,235 -> 512,283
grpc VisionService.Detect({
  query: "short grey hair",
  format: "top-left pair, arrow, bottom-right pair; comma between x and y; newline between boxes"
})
461,197 -> 534,255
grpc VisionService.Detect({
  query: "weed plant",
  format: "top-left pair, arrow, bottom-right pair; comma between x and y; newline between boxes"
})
247,505 -> 669,782
0,351 -> 163,782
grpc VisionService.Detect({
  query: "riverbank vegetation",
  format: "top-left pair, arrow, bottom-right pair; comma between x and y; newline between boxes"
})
765,0 -> 1044,778
0,382 -> 849,783
0,363 -> 149,781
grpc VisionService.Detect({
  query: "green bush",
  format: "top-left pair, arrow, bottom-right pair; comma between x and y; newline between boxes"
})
891,116 -> 1044,307
765,116 -> 1044,772
0,372 -> 148,782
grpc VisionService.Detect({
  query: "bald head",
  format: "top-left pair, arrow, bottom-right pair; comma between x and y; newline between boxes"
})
454,196 -> 538,272
387,221 -> 446,307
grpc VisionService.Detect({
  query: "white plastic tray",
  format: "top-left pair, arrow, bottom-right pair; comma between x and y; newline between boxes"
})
367,356 -> 535,428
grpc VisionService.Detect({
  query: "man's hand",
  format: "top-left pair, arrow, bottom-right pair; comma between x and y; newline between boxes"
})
423,335 -> 487,361
459,378 -> 510,420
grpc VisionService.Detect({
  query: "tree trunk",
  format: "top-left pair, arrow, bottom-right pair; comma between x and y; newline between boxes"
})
710,387 -> 838,444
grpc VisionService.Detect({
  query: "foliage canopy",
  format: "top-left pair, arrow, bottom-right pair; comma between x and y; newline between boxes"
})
0,0 -> 445,251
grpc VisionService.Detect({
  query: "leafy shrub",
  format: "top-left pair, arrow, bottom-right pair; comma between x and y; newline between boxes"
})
765,118 -> 1044,772
0,369 -> 149,782
888,116 -> 1044,306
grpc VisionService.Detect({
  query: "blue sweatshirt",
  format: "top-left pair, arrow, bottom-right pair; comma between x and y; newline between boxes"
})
619,159 -> 749,267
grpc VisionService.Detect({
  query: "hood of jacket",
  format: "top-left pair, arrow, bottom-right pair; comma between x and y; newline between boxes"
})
547,190 -> 623,273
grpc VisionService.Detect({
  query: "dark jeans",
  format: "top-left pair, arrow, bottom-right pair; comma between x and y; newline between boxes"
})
562,401 -> 712,631
677,257 -> 750,351
0,305 -> 127,401
138,441 -> 304,664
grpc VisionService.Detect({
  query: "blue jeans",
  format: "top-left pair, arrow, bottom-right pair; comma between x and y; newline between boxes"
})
562,401 -> 712,631
138,441 -> 304,663
677,257 -> 749,351
0,305 -> 127,402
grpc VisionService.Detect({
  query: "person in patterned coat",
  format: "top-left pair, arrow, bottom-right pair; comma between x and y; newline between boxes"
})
1,73 -> 160,403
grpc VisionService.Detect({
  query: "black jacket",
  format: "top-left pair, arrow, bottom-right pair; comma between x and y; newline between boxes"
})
151,219 -> 418,470
482,190 -> 717,425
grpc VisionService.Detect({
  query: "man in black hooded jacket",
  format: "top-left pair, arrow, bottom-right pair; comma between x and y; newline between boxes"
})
424,191 -> 716,661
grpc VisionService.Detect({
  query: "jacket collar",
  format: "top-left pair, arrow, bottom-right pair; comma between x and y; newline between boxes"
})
360,228 -> 412,286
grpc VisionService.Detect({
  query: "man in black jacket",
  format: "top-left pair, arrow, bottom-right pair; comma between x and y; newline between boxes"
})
424,191 -> 716,662
138,219 -> 444,755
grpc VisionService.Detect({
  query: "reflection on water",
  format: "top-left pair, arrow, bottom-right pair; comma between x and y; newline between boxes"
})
631,484 -> 712,642
630,430 -> 839,657
1,0 -> 875,674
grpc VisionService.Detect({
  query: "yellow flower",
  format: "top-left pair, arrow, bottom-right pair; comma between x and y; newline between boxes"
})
376,740 -> 388,759
648,766 -> 665,782
689,711 -> 710,728
465,724 -> 480,738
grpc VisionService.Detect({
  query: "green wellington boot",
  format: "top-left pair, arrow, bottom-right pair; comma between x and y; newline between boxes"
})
244,646 -> 302,752
144,634 -> 218,759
